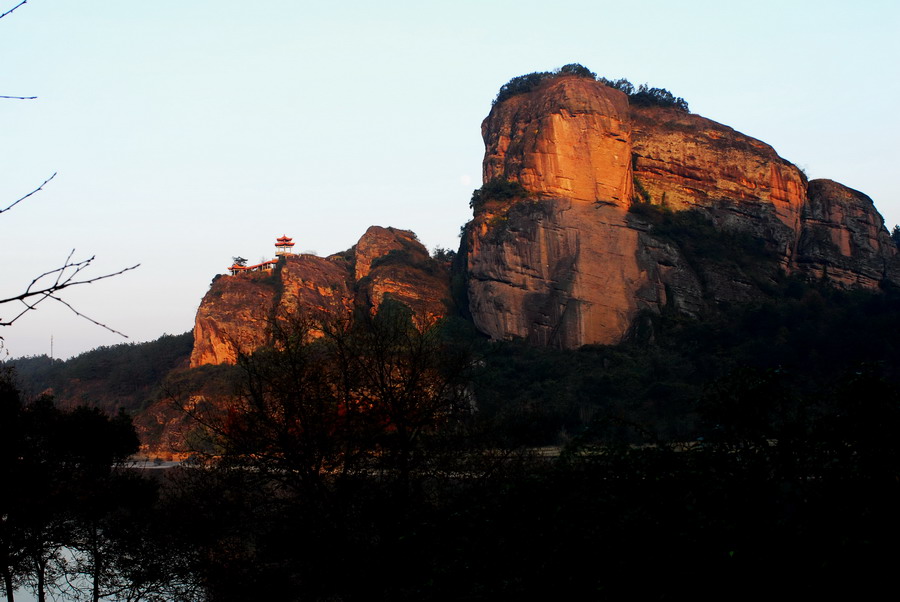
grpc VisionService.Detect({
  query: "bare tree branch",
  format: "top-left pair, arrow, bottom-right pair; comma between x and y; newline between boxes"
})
0,3 -> 138,348
1,3 -> 38,100
0,1 -> 26,21
0,172 -> 56,214
48,294 -> 130,338
0,251 -> 140,334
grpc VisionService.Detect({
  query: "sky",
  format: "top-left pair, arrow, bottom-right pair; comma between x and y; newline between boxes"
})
1,0 -> 898,360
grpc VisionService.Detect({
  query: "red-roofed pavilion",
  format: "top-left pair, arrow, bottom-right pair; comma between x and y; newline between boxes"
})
275,235 -> 295,256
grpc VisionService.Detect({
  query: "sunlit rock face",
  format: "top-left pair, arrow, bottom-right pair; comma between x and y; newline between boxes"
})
190,271 -> 280,367
465,74 -> 899,348
467,77 -> 643,348
189,255 -> 353,367
631,106 -> 808,228
631,105 -> 808,270
189,228 -> 450,367
354,226 -> 417,280
482,77 -> 634,206
796,179 -> 900,288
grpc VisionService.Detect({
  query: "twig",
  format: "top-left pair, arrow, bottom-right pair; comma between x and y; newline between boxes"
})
0,0 -> 26,21
0,172 -> 56,214
1,3 -> 37,100
0,256 -> 139,306
49,294 -> 129,338
0,251 -> 140,333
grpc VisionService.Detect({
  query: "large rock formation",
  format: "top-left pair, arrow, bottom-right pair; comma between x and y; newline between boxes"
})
190,227 -> 451,367
464,74 -> 899,348
465,78 -> 645,346
191,71 -> 900,359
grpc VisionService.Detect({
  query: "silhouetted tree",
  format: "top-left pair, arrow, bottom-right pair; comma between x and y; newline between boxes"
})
0,368 -> 147,601
189,302 -> 475,499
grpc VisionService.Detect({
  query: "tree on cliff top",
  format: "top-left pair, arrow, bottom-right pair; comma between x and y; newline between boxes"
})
493,63 -> 689,112
493,63 -> 596,105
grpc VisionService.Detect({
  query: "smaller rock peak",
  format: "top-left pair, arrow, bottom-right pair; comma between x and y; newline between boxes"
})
354,226 -> 424,281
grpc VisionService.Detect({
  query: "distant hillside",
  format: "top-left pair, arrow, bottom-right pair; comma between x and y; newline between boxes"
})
4,332 -> 193,414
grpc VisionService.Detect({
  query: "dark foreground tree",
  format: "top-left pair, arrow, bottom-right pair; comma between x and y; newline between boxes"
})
185,301 -> 477,499
166,303 -> 542,599
0,367 -> 184,601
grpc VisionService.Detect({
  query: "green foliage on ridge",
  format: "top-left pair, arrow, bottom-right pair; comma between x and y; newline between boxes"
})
4,331 -> 193,414
472,278 -> 900,448
469,177 -> 529,211
493,62 -> 690,112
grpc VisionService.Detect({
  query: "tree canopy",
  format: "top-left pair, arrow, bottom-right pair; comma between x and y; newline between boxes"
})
493,63 -> 690,112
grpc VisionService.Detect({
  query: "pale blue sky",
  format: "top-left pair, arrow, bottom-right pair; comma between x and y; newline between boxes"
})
2,0 -> 898,359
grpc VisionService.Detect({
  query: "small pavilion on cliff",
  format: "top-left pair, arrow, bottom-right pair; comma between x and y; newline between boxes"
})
228,235 -> 295,275
275,235 -> 295,256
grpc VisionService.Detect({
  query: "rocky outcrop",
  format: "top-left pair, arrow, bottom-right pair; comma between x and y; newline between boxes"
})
190,271 -> 281,367
796,179 -> 900,288
190,228 -> 451,367
464,73 -> 898,348
631,105 -> 808,271
354,226 -> 417,280
355,227 -> 451,326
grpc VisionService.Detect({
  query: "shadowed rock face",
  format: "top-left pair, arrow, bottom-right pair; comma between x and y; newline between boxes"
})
354,226 -> 451,327
190,227 -> 450,367
465,74 -> 898,348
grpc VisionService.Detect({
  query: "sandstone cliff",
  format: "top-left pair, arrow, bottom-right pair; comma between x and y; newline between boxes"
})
190,227 -> 451,367
464,73 -> 898,348
466,77 -> 644,346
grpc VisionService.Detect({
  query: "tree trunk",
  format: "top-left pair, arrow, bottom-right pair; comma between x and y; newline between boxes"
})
35,557 -> 45,602
3,566 -> 14,602
91,524 -> 101,602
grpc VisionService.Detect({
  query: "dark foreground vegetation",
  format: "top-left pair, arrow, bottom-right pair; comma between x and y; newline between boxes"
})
5,283 -> 900,599
8,332 -> 192,415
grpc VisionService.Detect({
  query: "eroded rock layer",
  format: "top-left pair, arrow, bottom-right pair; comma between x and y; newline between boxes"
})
796,179 -> 900,288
